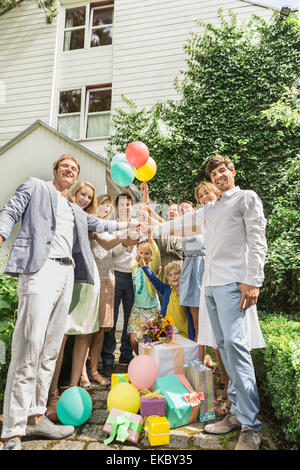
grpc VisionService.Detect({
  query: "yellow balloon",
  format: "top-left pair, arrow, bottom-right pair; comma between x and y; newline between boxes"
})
134,157 -> 157,182
107,382 -> 141,414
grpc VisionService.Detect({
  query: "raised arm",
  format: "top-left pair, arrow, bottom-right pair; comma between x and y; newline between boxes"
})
0,177 -> 37,242
150,208 -> 204,237
238,190 -> 267,311
142,264 -> 167,296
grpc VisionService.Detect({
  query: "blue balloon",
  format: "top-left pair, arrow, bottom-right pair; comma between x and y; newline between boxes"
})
57,387 -> 92,427
110,152 -> 127,167
111,161 -> 135,187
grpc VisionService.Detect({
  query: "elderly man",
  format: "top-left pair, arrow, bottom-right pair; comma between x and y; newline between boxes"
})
0,155 -> 138,450
151,155 -> 267,451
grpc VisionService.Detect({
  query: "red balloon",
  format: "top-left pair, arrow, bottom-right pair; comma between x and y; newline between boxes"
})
125,141 -> 149,168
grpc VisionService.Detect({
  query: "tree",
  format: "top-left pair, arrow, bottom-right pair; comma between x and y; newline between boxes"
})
107,9 -> 300,314
0,0 -> 57,24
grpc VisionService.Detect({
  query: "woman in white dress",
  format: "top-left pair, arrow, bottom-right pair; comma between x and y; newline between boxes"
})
196,181 -> 265,413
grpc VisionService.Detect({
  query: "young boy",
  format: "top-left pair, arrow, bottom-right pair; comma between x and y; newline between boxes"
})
139,260 -> 194,339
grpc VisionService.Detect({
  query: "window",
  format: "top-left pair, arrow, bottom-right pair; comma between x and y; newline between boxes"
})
57,86 -> 112,140
90,6 -> 114,47
86,87 -> 112,137
63,2 -> 114,52
63,7 -> 86,51
57,89 -> 82,139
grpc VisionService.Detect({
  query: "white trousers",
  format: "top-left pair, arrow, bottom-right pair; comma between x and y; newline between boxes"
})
1,259 -> 74,439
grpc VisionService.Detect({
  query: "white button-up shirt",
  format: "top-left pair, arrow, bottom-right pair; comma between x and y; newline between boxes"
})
153,186 -> 267,287
203,186 -> 267,287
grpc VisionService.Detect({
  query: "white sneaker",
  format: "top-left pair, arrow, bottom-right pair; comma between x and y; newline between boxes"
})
26,416 -> 74,439
205,413 -> 241,434
3,438 -> 22,450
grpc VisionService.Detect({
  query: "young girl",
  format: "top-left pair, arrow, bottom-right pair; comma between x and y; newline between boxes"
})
127,237 -> 161,354
139,260 -> 195,339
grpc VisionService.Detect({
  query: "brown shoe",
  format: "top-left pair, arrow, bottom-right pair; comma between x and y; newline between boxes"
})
235,428 -> 262,450
204,413 -> 241,434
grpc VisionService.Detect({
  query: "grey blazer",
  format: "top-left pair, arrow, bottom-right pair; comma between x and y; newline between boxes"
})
0,178 -> 119,284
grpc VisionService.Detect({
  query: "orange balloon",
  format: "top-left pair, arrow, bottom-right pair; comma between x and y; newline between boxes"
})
134,157 -> 157,182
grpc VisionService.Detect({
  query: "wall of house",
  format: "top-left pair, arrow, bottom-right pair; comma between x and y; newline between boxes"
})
0,123 -> 108,261
0,0 -> 273,157
0,2 -> 57,148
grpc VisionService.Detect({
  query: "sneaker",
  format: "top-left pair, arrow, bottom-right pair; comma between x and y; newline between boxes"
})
235,428 -> 262,450
3,437 -> 22,450
26,415 -> 75,439
118,356 -> 134,365
204,413 -> 241,434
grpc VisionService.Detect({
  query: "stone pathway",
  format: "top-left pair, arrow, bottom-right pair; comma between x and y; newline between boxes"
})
0,333 -> 279,451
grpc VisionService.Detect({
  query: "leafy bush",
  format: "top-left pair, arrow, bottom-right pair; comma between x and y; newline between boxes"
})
107,10 -> 300,314
252,313 -> 300,449
0,272 -> 18,411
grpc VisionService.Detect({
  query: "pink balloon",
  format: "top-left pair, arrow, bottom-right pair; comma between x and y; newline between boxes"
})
128,355 -> 158,390
125,141 -> 149,169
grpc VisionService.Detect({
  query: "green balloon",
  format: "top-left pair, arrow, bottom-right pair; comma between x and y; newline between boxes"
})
111,161 -> 135,187
57,386 -> 92,426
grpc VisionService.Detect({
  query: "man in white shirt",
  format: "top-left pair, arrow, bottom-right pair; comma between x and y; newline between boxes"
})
151,155 -> 267,450
0,157 -> 138,450
101,193 -> 138,376
202,155 -> 267,451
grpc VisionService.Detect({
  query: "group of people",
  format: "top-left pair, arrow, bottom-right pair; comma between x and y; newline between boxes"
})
0,153 -> 267,451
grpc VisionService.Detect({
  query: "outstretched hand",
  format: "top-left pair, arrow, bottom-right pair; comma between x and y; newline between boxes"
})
136,254 -> 146,267
238,284 -> 260,311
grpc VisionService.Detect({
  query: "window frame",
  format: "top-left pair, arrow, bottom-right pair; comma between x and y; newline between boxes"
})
62,1 -> 114,53
89,4 -> 114,48
85,85 -> 112,140
56,84 -> 112,141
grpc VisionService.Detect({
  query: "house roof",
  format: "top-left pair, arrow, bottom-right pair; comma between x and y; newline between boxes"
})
0,119 -> 110,167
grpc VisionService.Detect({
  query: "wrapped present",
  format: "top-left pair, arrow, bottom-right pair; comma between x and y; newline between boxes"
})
140,389 -> 166,418
153,374 -> 204,429
183,358 -> 215,422
103,408 -> 143,445
138,334 -> 200,377
145,416 -> 170,446
111,373 -> 129,388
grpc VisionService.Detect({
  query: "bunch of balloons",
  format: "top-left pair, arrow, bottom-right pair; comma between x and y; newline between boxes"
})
107,355 -> 158,413
110,141 -> 157,187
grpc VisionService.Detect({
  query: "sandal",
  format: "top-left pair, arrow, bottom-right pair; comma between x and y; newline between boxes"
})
90,371 -> 111,386
45,389 -> 60,422
204,354 -> 216,373
80,374 -> 95,392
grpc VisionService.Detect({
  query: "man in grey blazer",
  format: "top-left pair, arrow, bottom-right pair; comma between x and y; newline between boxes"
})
0,155 -> 137,450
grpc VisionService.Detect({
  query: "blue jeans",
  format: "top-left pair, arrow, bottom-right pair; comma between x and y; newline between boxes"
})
205,282 -> 261,432
101,271 -> 134,366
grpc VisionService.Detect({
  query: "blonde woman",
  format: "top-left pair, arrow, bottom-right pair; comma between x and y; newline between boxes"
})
88,195 -> 119,385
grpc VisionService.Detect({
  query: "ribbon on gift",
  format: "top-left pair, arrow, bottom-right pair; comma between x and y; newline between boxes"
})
104,413 -> 132,445
183,391 -> 205,407
140,389 -> 164,399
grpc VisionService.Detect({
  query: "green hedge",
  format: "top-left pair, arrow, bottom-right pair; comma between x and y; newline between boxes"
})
252,313 -> 300,449
0,273 -> 18,411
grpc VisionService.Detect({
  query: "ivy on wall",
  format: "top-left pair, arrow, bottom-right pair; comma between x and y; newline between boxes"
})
106,10 -> 300,315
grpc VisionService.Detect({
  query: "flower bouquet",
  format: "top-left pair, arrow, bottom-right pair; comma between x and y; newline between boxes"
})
137,314 -> 175,349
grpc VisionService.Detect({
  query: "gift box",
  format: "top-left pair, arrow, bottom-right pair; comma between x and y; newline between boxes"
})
145,416 -> 170,446
138,334 -> 200,377
111,373 -> 129,388
183,359 -> 215,422
103,408 -> 144,445
140,389 -> 166,418
153,374 -> 204,429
